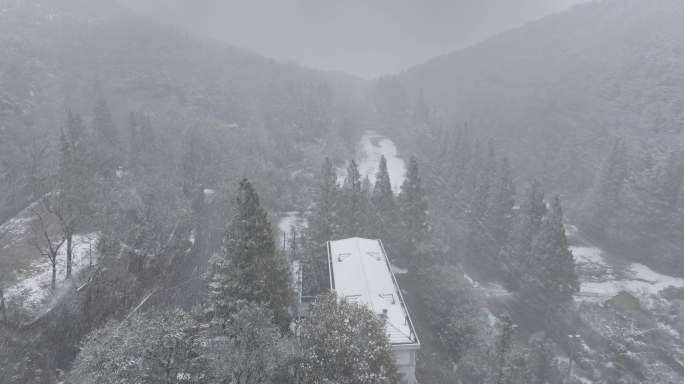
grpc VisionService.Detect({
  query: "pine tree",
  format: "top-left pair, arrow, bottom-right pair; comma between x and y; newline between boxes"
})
207,302 -> 292,384
523,196 -> 579,313
92,96 -> 120,177
299,294 -> 400,384
306,158 -> 339,293
465,142 -> 498,273
492,314 -> 516,384
398,156 -> 428,270
476,157 -> 516,278
371,155 -> 400,256
488,157 -> 516,246
581,139 -> 627,239
340,160 -> 368,237
308,158 -> 339,247
643,152 -> 684,239
128,112 -> 140,173
527,338 -> 563,384
180,130 -> 201,196
503,180 -> 546,291
212,179 -> 292,327
412,88 -> 430,124
59,111 -> 90,278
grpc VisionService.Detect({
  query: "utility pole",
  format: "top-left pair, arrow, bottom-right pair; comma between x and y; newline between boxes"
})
567,334 -> 581,383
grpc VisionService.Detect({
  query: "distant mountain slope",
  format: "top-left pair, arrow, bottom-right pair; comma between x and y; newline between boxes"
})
0,0 -> 365,220
400,0 -> 684,198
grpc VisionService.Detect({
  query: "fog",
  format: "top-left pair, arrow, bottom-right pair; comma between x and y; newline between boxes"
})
121,0 -> 588,77
3,1 -> 684,383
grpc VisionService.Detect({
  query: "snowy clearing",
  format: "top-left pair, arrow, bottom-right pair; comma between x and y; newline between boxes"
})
0,199 -> 43,249
572,245 -> 684,304
337,131 -> 407,191
357,131 -> 406,192
277,211 -> 307,249
580,263 -> 684,304
4,233 -> 99,310
572,246 -> 608,265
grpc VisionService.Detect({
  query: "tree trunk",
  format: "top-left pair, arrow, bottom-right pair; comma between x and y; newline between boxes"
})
66,232 -> 73,279
51,262 -> 57,291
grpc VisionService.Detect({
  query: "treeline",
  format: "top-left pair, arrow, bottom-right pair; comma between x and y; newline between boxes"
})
373,84 -> 579,314
366,82 -> 581,383
0,86 -> 373,384
580,140 -> 684,275
409,127 -> 578,383
65,179 -> 399,384
299,154 -> 428,295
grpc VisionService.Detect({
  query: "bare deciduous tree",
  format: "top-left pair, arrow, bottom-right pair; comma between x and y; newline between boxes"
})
30,198 -> 66,291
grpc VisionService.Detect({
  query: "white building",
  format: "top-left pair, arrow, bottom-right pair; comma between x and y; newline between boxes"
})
327,237 -> 420,384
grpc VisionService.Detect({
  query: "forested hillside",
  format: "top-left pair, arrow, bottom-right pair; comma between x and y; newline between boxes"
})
2,1 -> 684,383
0,1 -> 371,381
389,0 -> 684,273
0,0 -> 365,223
399,0 -> 684,197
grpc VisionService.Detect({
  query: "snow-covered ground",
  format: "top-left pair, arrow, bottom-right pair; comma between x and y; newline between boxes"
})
5,233 -> 99,310
572,245 -> 684,305
356,131 -> 406,193
464,273 -> 511,298
277,211 -> 307,249
0,199 -> 42,250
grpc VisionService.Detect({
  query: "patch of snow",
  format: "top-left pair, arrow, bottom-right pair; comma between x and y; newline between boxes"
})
463,273 -> 511,298
391,263 -> 408,275
278,211 -> 307,235
203,188 -> 216,204
564,223 -> 578,236
357,131 -> 406,193
630,263 -> 684,287
0,199 -> 43,249
657,321 -> 681,339
480,282 -> 511,298
572,246 -> 608,266
485,309 -> 497,327
5,233 -> 99,310
338,131 -> 407,192
188,229 -> 196,245
576,259 -> 684,304
277,211 -> 307,250
0,216 -> 32,249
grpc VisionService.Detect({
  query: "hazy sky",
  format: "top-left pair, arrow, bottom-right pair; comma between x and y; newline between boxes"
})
122,0 -> 589,78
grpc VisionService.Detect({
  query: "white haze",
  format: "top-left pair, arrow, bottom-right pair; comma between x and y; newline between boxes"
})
120,0 -> 589,78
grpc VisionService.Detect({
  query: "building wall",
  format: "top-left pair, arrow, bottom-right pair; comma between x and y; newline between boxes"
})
393,348 -> 418,384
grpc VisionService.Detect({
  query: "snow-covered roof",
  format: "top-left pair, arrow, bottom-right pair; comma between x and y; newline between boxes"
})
328,237 -> 419,346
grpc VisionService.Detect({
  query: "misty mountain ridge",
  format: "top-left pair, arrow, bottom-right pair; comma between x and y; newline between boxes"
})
0,0 -> 363,122
0,0 -> 367,224
2,1 -> 684,384
400,0 -> 684,195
